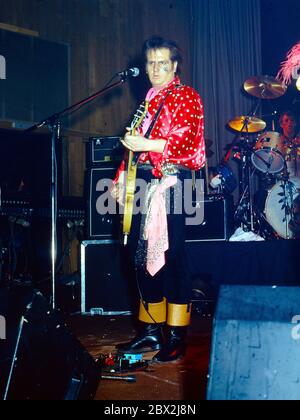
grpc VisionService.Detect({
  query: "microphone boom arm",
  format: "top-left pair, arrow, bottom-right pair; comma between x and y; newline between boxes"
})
25,76 -> 126,133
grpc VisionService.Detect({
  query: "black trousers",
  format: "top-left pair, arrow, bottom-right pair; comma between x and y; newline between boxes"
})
128,169 -> 192,305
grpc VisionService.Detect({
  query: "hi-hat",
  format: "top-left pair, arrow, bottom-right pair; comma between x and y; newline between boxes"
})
228,116 -> 266,133
244,76 -> 287,99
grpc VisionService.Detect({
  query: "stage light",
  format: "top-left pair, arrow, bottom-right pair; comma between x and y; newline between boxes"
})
296,76 -> 300,91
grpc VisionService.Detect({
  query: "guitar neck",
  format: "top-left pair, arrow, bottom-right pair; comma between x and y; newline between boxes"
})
128,127 -> 140,167
122,101 -> 148,243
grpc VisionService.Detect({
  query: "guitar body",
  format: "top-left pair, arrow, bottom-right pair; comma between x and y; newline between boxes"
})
123,102 -> 148,244
123,150 -> 137,241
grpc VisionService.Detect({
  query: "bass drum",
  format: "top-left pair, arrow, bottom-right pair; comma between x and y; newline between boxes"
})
265,177 -> 300,239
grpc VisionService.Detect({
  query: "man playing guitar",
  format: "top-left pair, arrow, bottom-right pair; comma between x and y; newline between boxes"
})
113,36 -> 205,362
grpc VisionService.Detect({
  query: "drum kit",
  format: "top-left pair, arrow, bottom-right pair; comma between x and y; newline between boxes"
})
225,75 -> 300,240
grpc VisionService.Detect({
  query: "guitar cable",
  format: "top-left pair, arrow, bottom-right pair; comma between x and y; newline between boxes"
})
135,269 -> 158,324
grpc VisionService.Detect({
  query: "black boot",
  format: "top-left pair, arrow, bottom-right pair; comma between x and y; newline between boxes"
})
153,326 -> 187,362
116,322 -> 164,354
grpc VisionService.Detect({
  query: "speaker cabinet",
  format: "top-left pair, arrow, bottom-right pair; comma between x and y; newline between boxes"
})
0,285 -> 99,400
85,166 -> 120,239
185,195 -> 234,242
207,285 -> 300,400
80,240 -> 137,315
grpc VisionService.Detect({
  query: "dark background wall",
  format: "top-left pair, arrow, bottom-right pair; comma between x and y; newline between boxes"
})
0,0 -> 193,134
0,0 -> 299,280
0,0 -> 193,196
261,0 -> 300,126
0,0 -> 299,197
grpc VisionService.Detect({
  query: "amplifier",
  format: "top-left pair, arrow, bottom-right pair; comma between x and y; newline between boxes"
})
85,166 -> 120,239
86,136 -> 123,167
80,240 -> 137,315
185,195 -> 234,242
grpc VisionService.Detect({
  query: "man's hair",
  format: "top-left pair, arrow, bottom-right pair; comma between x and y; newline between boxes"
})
279,110 -> 297,125
143,36 -> 183,66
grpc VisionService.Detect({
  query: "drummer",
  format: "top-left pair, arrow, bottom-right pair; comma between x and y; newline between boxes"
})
278,110 -> 300,177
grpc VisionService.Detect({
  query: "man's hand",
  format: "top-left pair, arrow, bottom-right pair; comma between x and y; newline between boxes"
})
121,128 -> 166,153
110,183 -> 124,206
121,131 -> 149,152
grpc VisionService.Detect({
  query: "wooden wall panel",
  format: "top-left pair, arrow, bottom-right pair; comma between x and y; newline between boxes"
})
0,0 -> 193,195
67,137 -> 86,196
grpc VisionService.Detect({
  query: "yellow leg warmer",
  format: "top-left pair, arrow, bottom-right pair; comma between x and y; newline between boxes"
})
167,303 -> 192,327
138,298 -> 167,324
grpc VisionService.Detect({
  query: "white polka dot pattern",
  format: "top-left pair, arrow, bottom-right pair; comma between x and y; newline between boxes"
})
138,76 -> 206,177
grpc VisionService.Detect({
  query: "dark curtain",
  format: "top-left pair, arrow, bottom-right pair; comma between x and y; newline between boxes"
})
191,0 -> 262,180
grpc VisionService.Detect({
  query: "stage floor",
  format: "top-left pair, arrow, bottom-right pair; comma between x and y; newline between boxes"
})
67,314 -> 213,401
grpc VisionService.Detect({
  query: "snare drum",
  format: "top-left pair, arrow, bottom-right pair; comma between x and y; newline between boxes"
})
252,131 -> 285,174
265,177 -> 300,239
254,131 -> 282,151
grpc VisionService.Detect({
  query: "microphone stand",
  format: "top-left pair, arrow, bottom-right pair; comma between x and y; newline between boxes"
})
25,74 -> 128,310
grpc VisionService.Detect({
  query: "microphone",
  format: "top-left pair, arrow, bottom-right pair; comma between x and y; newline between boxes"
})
117,67 -> 140,78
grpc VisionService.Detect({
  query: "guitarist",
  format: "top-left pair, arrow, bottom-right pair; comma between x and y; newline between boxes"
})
113,36 -> 206,362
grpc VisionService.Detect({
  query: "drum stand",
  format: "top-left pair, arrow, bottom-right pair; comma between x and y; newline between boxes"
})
235,142 -> 257,231
233,119 -> 257,232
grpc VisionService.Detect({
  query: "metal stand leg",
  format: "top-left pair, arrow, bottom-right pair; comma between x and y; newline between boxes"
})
3,316 -> 26,400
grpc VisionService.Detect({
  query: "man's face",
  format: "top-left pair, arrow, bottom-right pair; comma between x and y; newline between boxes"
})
146,48 -> 177,89
280,114 -> 296,135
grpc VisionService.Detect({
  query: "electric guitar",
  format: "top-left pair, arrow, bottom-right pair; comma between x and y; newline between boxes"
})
123,101 -> 149,245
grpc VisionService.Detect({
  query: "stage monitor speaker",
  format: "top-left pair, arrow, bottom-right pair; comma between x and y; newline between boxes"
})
207,285 -> 300,400
85,166 -> 121,239
0,285 -> 100,400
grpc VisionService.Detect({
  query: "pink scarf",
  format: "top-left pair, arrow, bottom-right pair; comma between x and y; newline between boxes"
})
143,176 -> 178,276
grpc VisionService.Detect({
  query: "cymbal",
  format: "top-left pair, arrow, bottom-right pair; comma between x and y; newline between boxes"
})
228,116 -> 266,133
244,76 -> 287,99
